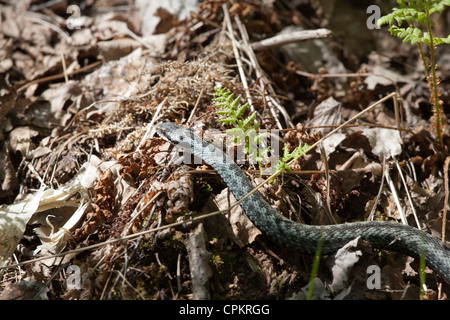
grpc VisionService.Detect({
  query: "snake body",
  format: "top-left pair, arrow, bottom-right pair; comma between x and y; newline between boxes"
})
156,122 -> 450,283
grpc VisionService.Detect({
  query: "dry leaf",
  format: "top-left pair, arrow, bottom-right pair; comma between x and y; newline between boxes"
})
9,126 -> 40,158
41,81 -> 82,126
362,128 -> 402,158
327,236 -> 363,293
309,96 -> 342,131
289,278 -> 329,300
320,133 -> 346,157
0,280 -> 49,300
214,188 -> 261,246
0,142 -> 18,196
0,157 -> 101,269
0,186 -> 44,271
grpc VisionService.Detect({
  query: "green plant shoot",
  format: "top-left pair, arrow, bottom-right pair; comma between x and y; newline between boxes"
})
213,87 -> 310,175
378,0 -> 450,149
275,142 -> 310,173
213,87 -> 269,165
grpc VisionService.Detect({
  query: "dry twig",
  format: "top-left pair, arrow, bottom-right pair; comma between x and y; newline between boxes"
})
251,28 -> 332,51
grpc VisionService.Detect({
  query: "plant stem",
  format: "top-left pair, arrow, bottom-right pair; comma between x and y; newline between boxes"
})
306,235 -> 323,300
417,44 -> 429,77
424,2 -> 444,149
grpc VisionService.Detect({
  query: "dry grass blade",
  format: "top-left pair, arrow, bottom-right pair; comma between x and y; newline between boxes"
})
394,158 -> 421,229
222,3 -> 254,113
444,157 -> 450,243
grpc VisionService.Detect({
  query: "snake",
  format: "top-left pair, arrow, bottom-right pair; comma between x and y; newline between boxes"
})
155,122 -> 450,284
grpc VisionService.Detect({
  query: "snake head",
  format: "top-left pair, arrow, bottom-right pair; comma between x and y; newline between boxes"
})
155,122 -> 188,144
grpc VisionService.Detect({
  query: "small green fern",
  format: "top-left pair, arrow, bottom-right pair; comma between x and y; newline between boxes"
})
213,87 -> 269,165
378,0 -> 450,46
213,87 -> 310,175
378,0 -> 449,148
213,87 -> 252,126
275,142 -> 310,173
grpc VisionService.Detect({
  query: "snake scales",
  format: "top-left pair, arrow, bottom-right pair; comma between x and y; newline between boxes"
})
156,122 -> 450,284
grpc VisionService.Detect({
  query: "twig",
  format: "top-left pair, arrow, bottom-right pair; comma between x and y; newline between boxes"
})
60,52 -> 69,83
0,210 -> 228,271
438,156 -> 448,298
319,142 -> 336,224
122,190 -> 162,236
295,70 -> 403,130
222,4 -> 254,113
295,70 -> 397,88
443,157 -> 450,243
251,28 -> 332,51
136,98 -> 166,151
186,223 -> 212,300
339,151 -> 361,171
367,157 -> 387,221
384,166 -> 408,225
190,11 -> 221,29
302,122 -> 411,132
176,253 -> 182,293
394,157 -> 421,229
307,92 -> 398,153
187,88 -> 205,125
17,61 -> 102,93
233,14 -> 290,129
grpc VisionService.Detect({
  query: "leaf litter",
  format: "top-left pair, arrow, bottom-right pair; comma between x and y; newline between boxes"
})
0,0 -> 449,300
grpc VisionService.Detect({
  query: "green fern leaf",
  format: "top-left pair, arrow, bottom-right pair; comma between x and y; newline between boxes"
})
433,35 -> 450,45
214,101 -> 232,109
225,93 -> 235,104
215,109 -> 233,116
230,96 -> 241,110
226,127 -> 243,135
218,117 -> 238,125
236,103 -> 248,119
241,111 -> 257,129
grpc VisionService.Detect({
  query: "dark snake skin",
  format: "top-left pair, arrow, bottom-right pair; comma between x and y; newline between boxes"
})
156,122 -> 450,283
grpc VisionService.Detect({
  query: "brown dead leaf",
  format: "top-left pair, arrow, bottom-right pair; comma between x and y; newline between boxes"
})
308,96 -> 342,131
98,38 -> 142,61
41,81 -> 83,126
0,75 -> 16,123
214,188 -> 262,247
0,142 -> 18,197
9,126 -> 40,158
0,280 -> 48,300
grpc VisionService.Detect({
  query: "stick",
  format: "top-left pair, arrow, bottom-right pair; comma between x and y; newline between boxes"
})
251,28 -> 332,51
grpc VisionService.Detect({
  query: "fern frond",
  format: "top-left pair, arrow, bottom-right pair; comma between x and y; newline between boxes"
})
241,111 -> 257,129
230,96 -> 241,110
215,109 -> 233,116
236,103 -> 248,119
379,0 -> 449,149
218,118 -> 238,125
